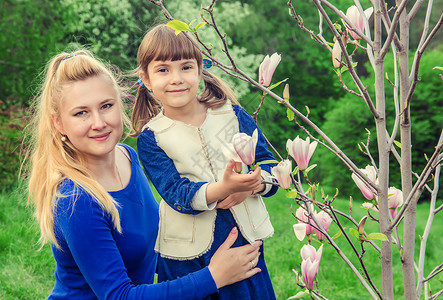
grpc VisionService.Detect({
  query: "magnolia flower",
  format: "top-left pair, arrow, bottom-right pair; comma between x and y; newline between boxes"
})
232,129 -> 258,166
345,5 -> 374,40
259,52 -> 281,86
296,206 -> 315,235
388,187 -> 403,219
287,136 -> 318,171
351,165 -> 377,200
314,211 -> 333,241
300,244 -> 323,291
283,83 -> 290,100
332,39 -> 342,68
293,223 -> 307,241
362,202 -> 379,213
271,159 -> 292,189
222,143 -> 243,173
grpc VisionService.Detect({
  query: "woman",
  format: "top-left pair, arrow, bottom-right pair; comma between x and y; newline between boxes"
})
27,49 -> 262,299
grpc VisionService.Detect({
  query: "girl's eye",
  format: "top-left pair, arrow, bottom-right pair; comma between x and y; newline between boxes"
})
158,68 -> 168,73
183,65 -> 192,70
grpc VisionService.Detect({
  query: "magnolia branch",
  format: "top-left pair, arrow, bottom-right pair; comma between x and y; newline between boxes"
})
311,0 -> 378,119
390,130 -> 443,230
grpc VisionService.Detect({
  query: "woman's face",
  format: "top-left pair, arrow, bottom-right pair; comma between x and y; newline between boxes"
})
52,75 -> 123,161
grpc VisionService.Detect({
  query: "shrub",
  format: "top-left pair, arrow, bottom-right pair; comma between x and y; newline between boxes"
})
0,103 -> 28,191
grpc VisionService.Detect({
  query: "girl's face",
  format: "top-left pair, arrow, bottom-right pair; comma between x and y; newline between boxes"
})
52,75 -> 123,161
141,58 -> 202,119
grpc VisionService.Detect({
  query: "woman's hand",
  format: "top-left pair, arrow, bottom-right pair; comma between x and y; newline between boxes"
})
216,191 -> 252,209
208,227 -> 262,289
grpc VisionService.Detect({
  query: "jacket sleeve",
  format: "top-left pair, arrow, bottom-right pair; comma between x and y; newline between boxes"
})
137,129 -> 208,214
233,104 -> 279,197
54,191 -> 218,300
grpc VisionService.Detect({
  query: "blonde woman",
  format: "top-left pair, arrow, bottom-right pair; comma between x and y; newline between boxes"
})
27,49 -> 262,299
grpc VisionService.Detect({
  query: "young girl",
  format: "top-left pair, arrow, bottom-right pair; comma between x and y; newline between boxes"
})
27,48 -> 263,299
132,24 -> 278,300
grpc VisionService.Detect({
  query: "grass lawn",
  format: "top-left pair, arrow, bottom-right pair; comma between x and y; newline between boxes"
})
1,184 -> 442,299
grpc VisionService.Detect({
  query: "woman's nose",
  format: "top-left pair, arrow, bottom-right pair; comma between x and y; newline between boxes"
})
91,112 -> 106,130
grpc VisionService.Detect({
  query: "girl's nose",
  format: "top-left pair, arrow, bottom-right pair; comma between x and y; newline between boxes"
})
91,112 -> 106,130
170,70 -> 184,84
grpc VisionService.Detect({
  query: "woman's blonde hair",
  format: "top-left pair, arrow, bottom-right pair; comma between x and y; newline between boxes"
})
131,24 -> 238,136
27,49 -> 129,248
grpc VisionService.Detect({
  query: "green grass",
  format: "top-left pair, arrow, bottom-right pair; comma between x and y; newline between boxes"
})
1,185 -> 442,299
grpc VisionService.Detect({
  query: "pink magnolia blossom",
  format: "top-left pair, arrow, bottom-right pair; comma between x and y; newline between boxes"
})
232,129 -> 258,166
259,53 -> 281,86
293,223 -> 307,241
314,211 -> 333,241
388,187 -> 403,218
286,136 -> 318,171
351,165 -> 377,200
300,244 -> 323,290
332,39 -> 342,68
222,143 -> 243,173
345,5 -> 374,40
271,159 -> 292,189
296,206 -> 315,235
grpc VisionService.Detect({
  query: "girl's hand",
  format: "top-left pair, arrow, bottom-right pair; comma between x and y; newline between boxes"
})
216,190 -> 251,209
222,160 -> 262,194
208,227 -> 262,289
205,160 -> 264,205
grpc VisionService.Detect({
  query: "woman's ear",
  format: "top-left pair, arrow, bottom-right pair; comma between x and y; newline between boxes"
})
51,114 -> 65,135
139,71 -> 151,91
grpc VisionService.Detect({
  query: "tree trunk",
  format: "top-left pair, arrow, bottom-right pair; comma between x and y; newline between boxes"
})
374,1 -> 394,298
398,4 -> 417,299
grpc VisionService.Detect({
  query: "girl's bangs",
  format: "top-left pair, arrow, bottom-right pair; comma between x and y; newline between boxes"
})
153,32 -> 202,62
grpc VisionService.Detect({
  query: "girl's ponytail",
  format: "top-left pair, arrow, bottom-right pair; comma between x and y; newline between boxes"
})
199,70 -> 239,107
131,86 -> 161,136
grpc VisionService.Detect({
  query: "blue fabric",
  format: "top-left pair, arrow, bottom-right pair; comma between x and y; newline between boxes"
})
157,210 -> 276,300
137,104 -> 277,299
49,144 -> 218,300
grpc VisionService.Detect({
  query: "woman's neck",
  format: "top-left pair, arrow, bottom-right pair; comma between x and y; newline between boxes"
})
85,149 -> 123,192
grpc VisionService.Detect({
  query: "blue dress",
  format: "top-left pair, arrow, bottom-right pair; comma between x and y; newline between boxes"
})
137,105 -> 278,300
50,144 -> 218,299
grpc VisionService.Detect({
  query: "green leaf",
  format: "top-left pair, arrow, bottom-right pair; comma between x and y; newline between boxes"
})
433,66 -> 443,71
304,164 -> 317,174
287,108 -> 295,121
288,290 -> 310,299
195,22 -> 206,30
366,232 -> 388,241
166,20 -> 190,35
331,229 -> 343,239
256,159 -> 279,166
285,190 -> 298,198
292,166 -> 299,176
394,140 -> 401,149
349,228 -> 360,239
267,78 -> 288,91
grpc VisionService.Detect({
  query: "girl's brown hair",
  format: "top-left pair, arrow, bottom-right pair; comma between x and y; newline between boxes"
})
131,24 -> 238,136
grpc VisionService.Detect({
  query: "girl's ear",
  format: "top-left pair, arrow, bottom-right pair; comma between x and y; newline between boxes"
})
51,114 -> 65,135
139,71 -> 151,91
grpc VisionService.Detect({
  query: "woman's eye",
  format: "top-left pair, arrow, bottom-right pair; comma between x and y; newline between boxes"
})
102,103 -> 113,110
73,111 -> 86,117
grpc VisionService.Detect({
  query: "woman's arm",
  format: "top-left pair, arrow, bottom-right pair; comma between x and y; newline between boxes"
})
55,191 -> 261,300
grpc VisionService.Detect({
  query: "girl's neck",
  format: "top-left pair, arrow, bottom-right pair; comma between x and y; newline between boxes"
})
164,101 -> 207,127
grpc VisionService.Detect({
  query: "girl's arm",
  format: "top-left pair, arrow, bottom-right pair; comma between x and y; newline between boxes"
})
137,129 -> 206,214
